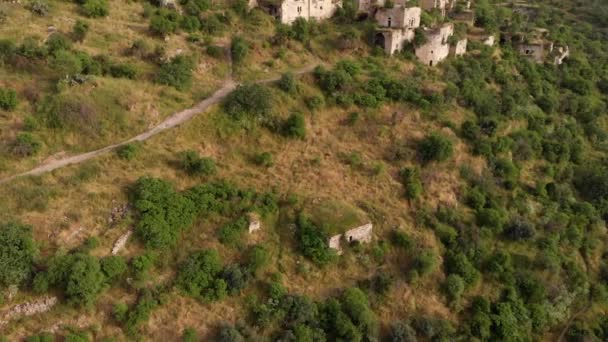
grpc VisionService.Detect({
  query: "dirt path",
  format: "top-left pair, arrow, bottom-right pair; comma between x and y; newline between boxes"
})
0,64 -> 319,185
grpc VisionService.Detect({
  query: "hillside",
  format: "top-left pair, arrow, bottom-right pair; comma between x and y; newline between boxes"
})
0,0 -> 608,341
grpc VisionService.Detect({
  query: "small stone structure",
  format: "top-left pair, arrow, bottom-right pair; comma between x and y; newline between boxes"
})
551,45 -> 570,65
483,35 -> 495,46
415,23 -> 458,66
256,0 -> 342,24
248,213 -> 261,233
450,37 -> 467,56
328,223 -> 373,253
374,4 -> 421,55
159,0 -> 177,9
450,9 -> 474,26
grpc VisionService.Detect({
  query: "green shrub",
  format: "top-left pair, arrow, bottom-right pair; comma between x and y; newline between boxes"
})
475,208 -> 504,232
305,95 -> 324,111
132,177 -> 197,249
100,256 -> 127,282
113,302 -> 129,322
182,327 -> 198,342
43,253 -> 106,306
399,167 -> 423,200
156,55 -> 194,90
0,222 -> 37,288
206,45 -> 224,58
72,20 -> 89,42
253,151 -> 273,167
180,15 -> 201,32
296,215 -> 336,266
180,150 -> 217,176
82,0 -> 108,17
413,250 -> 437,277
0,87 -> 17,110
418,133 -> 454,163
28,0 -> 50,16
444,252 -> 479,287
224,84 -> 273,121
218,217 -> 247,247
116,143 -> 141,160
283,112 -> 306,139
132,252 -> 155,279
465,187 -> 486,210
246,244 -> 269,275
109,63 -> 137,79
25,332 -> 54,342
230,36 -> 248,64
391,230 -> 413,250
176,249 -> 227,301
444,274 -> 465,302
278,72 -> 298,94
11,133 -> 42,157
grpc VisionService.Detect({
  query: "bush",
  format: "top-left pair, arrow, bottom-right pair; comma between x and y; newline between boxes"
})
475,208 -> 504,232
0,87 -> 17,110
180,150 -> 217,176
296,215 -> 336,266
217,325 -> 244,342
224,84 -> 273,121
11,133 -> 42,157
253,151 -> 273,167
156,55 -> 194,90
390,321 -> 417,342
221,264 -> 250,295
305,96 -> 323,111
230,36 -> 248,64
399,167 -> 423,200
444,252 -> 479,287
182,327 -> 198,342
113,302 -> 129,322
283,112 -> 306,139
176,249 -> 227,301
82,0 -> 108,17
418,133 -> 454,163
391,230 -> 413,250
206,45 -> 224,58
444,274 -> 465,302
44,253 -> 106,306
100,256 -> 127,282
150,10 -> 179,36
28,0 -> 50,16
413,250 -> 437,277
25,333 -> 54,342
116,143 -> 141,160
72,20 -> 89,42
109,63 -> 137,79
278,72 -> 298,94
246,244 -> 269,275
180,15 -> 201,32
132,177 -> 197,249
0,222 -> 37,288
218,217 -> 247,247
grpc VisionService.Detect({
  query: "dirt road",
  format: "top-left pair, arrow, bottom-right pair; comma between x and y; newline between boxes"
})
0,64 -> 318,185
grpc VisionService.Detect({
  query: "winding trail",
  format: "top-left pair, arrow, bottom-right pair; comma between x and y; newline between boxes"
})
0,64 -> 319,185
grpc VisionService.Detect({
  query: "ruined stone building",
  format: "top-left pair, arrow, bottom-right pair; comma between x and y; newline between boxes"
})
502,28 -> 569,65
254,0 -> 342,24
328,223 -> 373,253
421,0 -> 449,17
374,4 -> 422,55
415,23 -> 467,66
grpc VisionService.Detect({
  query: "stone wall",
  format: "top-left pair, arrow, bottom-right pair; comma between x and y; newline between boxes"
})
451,38 -> 467,56
518,43 -> 545,63
421,0 -> 447,16
328,223 -> 373,253
375,6 -> 421,29
280,0 -> 341,24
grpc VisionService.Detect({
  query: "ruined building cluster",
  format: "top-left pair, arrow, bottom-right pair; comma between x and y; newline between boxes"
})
249,0 -> 568,66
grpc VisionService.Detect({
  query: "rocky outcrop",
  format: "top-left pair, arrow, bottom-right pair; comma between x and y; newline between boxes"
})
112,230 -> 132,255
328,223 -> 373,254
0,296 -> 58,326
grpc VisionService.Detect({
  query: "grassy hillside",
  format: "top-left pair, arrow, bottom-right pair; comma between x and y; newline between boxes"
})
0,0 -> 608,341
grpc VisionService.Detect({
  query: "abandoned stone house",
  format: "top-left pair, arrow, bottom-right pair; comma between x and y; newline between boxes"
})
328,223 -> 373,253
415,23 -> 467,66
253,0 -> 342,24
374,5 -> 421,54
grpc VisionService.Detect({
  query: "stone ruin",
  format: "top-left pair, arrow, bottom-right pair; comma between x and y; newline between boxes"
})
111,230 -> 132,255
328,223 -> 373,254
248,212 -> 261,233
0,296 -> 58,326
253,0 -> 342,24
415,23 -> 466,66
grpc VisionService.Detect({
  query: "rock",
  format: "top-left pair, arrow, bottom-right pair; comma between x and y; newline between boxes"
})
109,202 -> 130,226
112,230 -> 132,255
248,213 -> 261,233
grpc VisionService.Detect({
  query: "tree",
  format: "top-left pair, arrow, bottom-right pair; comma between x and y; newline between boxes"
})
444,274 -> 465,302
64,254 -> 106,306
418,133 -> 454,163
223,84 -> 273,121
296,215 -> 337,266
0,222 -> 37,287
176,249 -> 227,301
100,256 -> 127,283
156,55 -> 194,90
